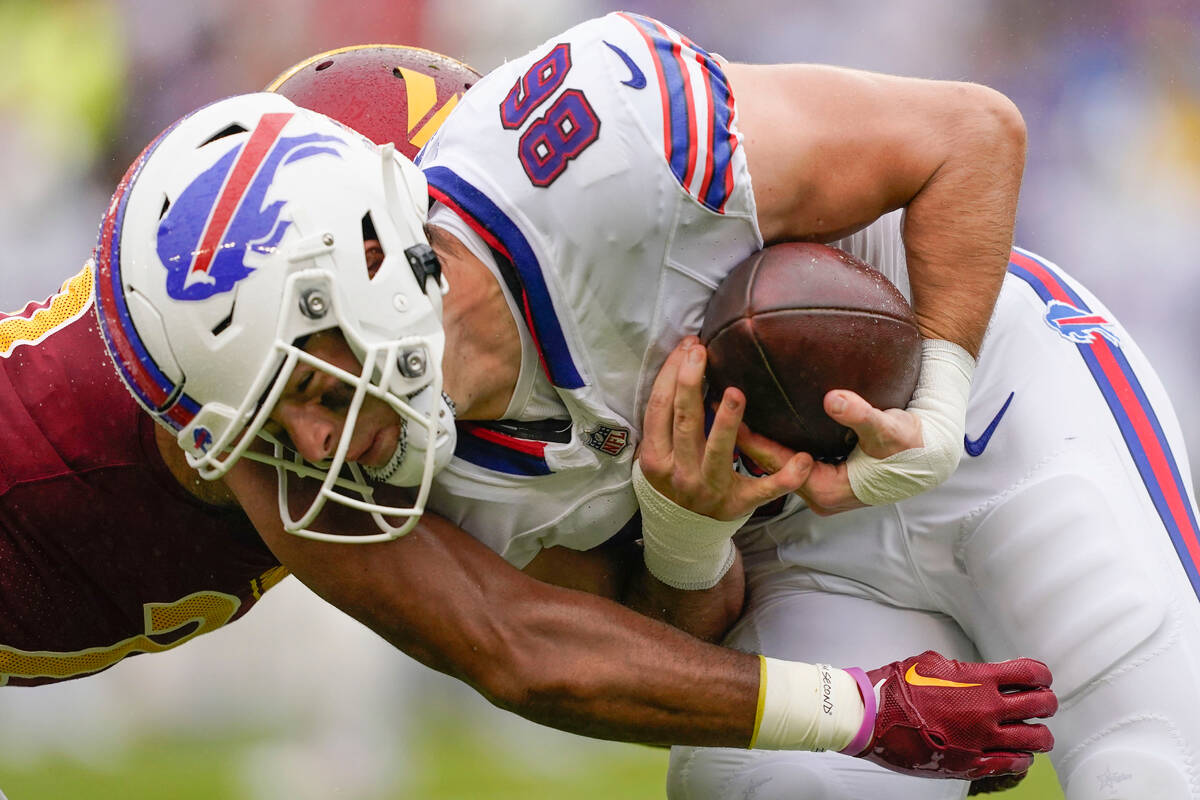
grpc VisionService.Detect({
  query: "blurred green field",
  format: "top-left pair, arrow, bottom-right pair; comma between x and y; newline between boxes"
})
0,726 -> 1065,800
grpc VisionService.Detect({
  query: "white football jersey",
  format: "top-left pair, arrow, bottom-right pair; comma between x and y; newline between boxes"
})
417,13 -> 759,566
418,12 -> 910,566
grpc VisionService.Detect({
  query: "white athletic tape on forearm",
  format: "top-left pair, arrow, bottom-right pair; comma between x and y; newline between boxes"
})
750,657 -> 865,752
847,339 -> 975,506
632,461 -> 750,590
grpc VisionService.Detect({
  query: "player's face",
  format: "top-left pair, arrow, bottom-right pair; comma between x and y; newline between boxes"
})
266,329 -> 404,468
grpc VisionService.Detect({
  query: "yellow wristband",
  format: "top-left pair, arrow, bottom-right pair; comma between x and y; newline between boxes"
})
749,654 -> 768,749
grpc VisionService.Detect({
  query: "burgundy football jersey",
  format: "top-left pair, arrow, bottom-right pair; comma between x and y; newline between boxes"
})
0,266 -> 284,686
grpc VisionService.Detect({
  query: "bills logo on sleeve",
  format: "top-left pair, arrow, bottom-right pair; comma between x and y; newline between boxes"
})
1044,300 -> 1121,347
158,112 -> 346,301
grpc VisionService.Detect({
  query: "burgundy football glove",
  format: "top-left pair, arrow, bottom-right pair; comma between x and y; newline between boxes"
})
842,650 -> 1056,781
969,773 -> 1029,795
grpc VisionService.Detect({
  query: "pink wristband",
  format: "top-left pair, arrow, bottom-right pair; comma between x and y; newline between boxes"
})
839,667 -> 876,755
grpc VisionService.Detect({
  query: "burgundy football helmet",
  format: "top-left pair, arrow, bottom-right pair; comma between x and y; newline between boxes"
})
266,44 -> 480,159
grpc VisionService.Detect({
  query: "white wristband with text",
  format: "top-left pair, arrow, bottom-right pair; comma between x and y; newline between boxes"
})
632,461 -> 750,591
750,657 -> 866,752
847,339 -> 975,506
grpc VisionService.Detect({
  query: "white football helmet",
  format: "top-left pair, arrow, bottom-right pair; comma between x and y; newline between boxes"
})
93,92 -> 456,542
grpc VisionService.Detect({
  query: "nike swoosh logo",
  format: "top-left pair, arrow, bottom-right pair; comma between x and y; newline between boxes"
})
604,41 -> 647,89
964,391 -> 1015,457
905,663 -> 981,688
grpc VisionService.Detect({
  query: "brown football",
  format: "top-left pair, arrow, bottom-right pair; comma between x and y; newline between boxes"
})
700,242 -> 921,462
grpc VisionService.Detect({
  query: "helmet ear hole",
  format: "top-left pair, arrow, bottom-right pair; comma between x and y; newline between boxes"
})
210,303 -> 235,337
199,123 -> 248,147
362,212 -> 385,279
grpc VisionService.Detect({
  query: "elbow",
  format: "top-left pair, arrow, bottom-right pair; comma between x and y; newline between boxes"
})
467,630 -> 589,721
985,85 -> 1027,162
448,600 -> 590,718
965,82 -> 1027,174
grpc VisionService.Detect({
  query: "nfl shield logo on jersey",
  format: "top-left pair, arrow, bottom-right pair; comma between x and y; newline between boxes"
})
586,425 -> 630,456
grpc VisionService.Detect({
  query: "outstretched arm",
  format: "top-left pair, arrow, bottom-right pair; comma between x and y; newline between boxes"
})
226,456 -> 759,746
220,457 -> 1054,776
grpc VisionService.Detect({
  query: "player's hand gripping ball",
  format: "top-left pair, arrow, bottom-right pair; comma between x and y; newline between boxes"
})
700,243 -> 921,462
856,650 -> 1057,781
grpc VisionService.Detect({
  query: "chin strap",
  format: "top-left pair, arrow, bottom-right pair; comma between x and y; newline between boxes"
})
366,388 -> 457,488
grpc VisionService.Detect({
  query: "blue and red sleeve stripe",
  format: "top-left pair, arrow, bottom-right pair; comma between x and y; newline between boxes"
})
1009,247 -> 1200,598
618,13 -> 738,214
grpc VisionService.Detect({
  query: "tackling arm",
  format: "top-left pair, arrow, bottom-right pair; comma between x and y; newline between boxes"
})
221,457 -> 1055,774
226,456 -> 759,746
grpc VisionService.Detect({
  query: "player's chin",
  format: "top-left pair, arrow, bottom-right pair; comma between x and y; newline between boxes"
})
355,425 -> 400,470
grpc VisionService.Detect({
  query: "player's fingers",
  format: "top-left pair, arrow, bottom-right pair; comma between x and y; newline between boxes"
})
966,754 -> 1035,782
701,387 -> 746,485
986,719 -> 1055,755
734,423 -> 797,474
741,452 -> 813,506
993,657 -> 1053,691
672,339 -> 708,466
641,341 -> 689,465
999,686 -> 1058,724
797,461 -> 864,516
825,390 -> 921,458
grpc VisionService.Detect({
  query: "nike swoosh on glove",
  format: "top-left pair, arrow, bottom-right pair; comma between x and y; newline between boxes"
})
850,650 -> 1057,781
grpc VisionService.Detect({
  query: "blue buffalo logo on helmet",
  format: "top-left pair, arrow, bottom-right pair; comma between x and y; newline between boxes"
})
158,112 -> 346,301
191,426 -> 214,453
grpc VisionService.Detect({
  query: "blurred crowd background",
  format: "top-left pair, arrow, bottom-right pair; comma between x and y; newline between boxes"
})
1,0 -> 1197,797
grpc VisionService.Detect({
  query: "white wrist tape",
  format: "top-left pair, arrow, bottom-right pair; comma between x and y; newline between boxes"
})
750,657 -> 865,752
847,339 -> 975,506
632,461 -> 750,590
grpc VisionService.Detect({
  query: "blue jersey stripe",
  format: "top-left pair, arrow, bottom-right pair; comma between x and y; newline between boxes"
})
454,431 -> 552,476
623,13 -> 736,213
624,14 -> 692,189
423,165 -> 585,390
700,51 -> 735,212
